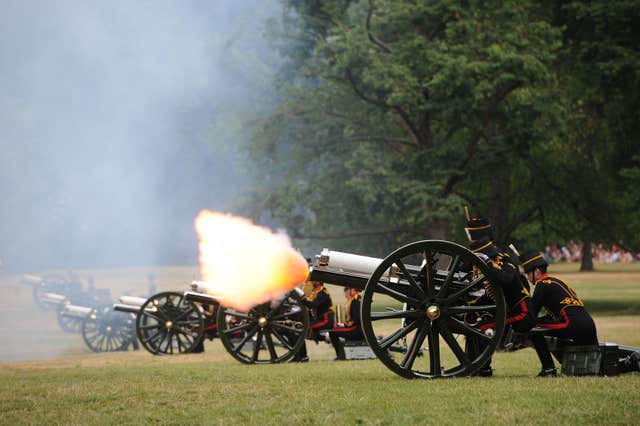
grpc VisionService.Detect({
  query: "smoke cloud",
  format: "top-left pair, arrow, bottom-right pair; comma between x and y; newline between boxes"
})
0,0 -> 283,361
0,0 -> 280,272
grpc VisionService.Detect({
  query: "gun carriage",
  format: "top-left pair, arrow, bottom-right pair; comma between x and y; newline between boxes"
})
114,291 -> 213,355
178,240 -> 507,378
21,273 -> 138,352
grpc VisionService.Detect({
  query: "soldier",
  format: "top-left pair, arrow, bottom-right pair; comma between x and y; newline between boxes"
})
292,280 -> 335,362
465,216 -> 494,242
518,249 -> 599,376
328,287 -> 364,361
468,236 -> 548,376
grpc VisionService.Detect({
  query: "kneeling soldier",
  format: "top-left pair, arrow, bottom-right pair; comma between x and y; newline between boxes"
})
519,250 -> 598,376
328,287 -> 364,360
469,236 -> 551,376
292,280 -> 335,362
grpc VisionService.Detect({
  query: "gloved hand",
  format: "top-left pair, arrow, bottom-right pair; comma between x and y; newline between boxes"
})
474,252 -> 491,265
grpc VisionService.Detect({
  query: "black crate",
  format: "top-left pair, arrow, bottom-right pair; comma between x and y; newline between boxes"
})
598,342 -> 621,376
561,343 -> 621,376
561,345 -> 601,376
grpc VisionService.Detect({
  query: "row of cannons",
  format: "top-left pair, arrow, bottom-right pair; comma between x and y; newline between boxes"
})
20,241 -> 636,378
21,271 -> 140,352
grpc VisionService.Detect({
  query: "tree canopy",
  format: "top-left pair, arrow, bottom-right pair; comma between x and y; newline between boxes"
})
236,0 -> 640,265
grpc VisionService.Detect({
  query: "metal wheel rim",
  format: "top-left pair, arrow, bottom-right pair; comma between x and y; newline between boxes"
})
217,291 -> 309,364
56,306 -> 84,333
82,307 -> 135,352
361,240 -> 506,379
136,291 -> 204,355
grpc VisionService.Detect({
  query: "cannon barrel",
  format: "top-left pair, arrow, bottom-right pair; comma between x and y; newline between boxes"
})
41,292 -> 67,306
113,303 -> 143,314
309,249 -> 420,291
183,291 -> 222,305
61,304 -> 93,319
309,247 -> 472,295
118,296 -> 147,306
21,274 -> 43,285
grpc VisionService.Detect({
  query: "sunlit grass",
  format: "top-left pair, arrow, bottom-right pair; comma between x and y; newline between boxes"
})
1,267 -> 640,424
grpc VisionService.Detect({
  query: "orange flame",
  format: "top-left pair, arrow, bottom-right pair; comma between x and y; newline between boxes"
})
194,210 -> 309,310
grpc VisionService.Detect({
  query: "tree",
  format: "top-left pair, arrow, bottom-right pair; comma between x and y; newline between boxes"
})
247,0 -> 562,256
514,0 -> 640,270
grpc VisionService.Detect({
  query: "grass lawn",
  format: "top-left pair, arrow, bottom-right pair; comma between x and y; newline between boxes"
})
0,265 -> 639,425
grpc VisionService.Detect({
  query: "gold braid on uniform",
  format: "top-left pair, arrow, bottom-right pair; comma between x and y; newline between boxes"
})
472,264 -> 495,302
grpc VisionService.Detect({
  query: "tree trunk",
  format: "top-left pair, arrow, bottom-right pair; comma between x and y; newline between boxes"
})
580,241 -> 594,271
489,162 -> 511,245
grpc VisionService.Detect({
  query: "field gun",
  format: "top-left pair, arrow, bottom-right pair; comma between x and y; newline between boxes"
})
113,290 -> 211,355
178,240 -> 505,378
110,240 -> 505,378
20,273 -> 83,311
309,240 -> 505,378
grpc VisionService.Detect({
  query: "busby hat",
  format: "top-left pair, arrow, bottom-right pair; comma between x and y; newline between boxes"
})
465,217 -> 493,241
519,250 -> 548,273
469,236 -> 499,259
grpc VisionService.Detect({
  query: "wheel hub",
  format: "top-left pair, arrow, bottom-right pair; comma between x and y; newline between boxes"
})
258,317 -> 268,328
165,321 -> 173,329
426,305 -> 440,320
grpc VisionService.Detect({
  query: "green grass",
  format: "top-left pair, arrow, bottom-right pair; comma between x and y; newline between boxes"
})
1,267 -> 639,425
1,339 -> 639,425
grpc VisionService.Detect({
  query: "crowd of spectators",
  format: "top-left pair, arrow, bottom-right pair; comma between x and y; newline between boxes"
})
544,242 -> 639,264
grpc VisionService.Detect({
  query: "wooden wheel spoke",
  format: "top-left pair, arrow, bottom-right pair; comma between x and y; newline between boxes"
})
142,331 -> 163,345
272,322 -> 304,334
439,322 -> 471,368
448,318 -> 492,342
156,333 -> 169,354
251,329 -> 264,362
423,251 -> 436,299
395,260 -> 426,299
401,323 -> 429,371
231,325 -> 259,354
174,306 -> 196,322
222,321 -> 252,335
438,255 -> 460,297
270,328 -> 294,350
141,312 -> 164,323
264,331 -> 278,361
428,322 -> 441,376
370,309 -> 423,321
374,283 -> 422,307
446,305 -> 496,315
445,275 -> 486,302
173,325 -> 197,337
271,307 -> 302,320
378,319 -> 420,350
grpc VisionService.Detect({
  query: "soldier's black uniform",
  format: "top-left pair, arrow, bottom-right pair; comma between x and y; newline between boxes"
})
468,235 -> 555,376
293,283 -> 335,362
328,290 -> 364,360
470,237 -> 535,333
532,274 -> 598,345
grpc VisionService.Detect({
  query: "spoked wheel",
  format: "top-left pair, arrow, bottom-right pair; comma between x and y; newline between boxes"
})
56,305 -> 85,333
217,291 -> 309,364
361,240 -> 506,379
82,307 -> 137,352
136,292 -> 204,355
